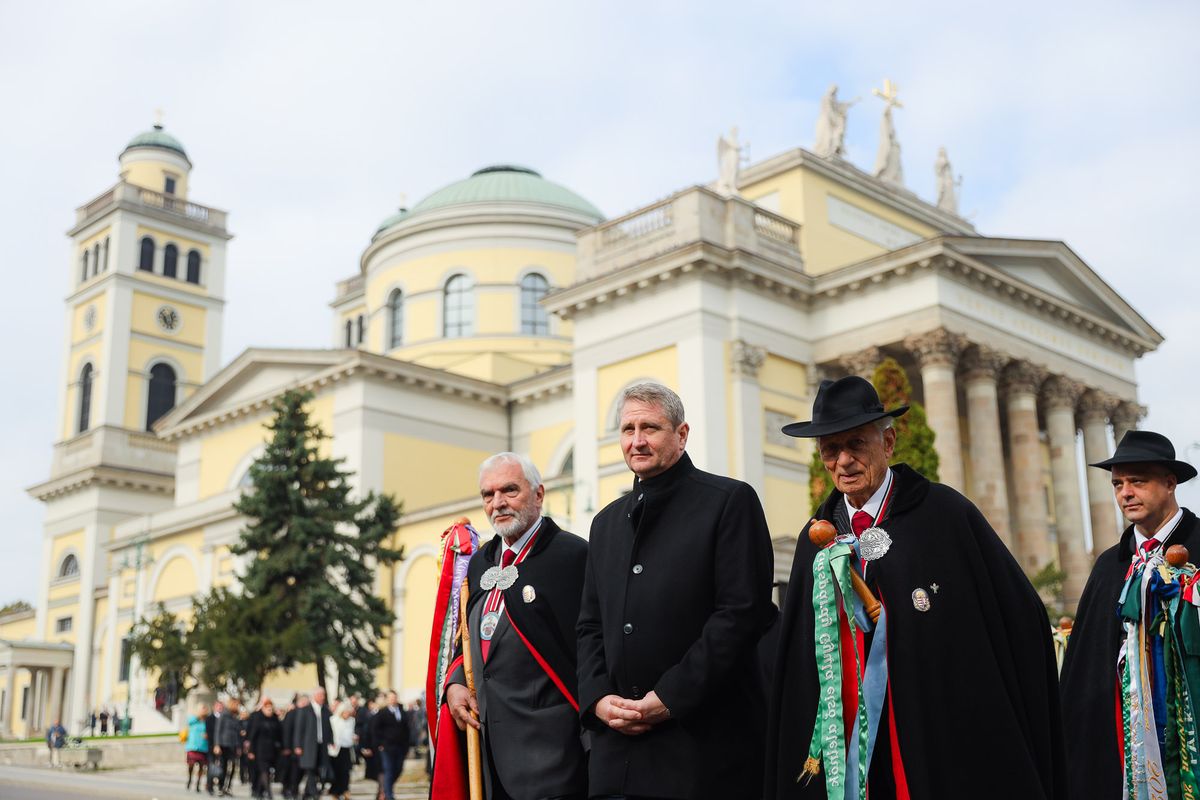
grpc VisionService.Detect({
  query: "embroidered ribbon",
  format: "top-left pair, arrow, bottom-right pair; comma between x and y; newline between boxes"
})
480,523 -> 541,661
802,540 -> 868,800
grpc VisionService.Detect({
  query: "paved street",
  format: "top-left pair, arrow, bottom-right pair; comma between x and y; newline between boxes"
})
0,763 -> 430,799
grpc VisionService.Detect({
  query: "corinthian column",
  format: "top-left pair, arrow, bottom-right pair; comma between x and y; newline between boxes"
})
960,346 -> 1012,547
905,329 -> 967,492
730,340 -> 767,496
839,346 -> 883,380
1111,400 -> 1145,444
1043,376 -> 1088,610
1079,390 -> 1120,556
1003,361 -> 1051,573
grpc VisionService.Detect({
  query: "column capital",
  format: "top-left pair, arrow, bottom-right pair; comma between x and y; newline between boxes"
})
730,339 -> 766,379
1077,389 -> 1119,424
960,345 -> 1009,383
839,346 -> 883,379
1042,375 -> 1086,411
904,327 -> 967,369
1111,400 -> 1147,432
1001,360 -> 1047,397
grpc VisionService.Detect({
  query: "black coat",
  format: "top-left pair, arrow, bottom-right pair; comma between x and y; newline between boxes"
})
368,705 -> 410,755
578,453 -> 775,799
247,711 -> 283,764
294,703 -> 333,770
764,464 -> 1066,799
1060,508 -> 1200,799
281,708 -> 298,752
448,518 -> 589,799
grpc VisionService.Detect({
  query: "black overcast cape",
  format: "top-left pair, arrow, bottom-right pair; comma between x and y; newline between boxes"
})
764,464 -> 1067,799
1059,508 -> 1200,800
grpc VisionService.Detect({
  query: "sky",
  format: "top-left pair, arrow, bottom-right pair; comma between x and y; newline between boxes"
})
0,1 -> 1197,606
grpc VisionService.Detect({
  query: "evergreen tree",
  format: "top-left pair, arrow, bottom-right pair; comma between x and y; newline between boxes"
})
189,588 -> 296,700
807,357 -> 942,515
129,604 -> 194,695
232,389 -> 404,694
872,357 -> 940,481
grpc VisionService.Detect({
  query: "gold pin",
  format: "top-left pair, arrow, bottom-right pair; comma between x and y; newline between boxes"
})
522,584 -> 536,603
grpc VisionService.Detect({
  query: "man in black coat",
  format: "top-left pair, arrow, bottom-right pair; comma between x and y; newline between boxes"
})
446,451 -> 589,800
294,687 -> 333,800
577,382 -> 775,799
764,376 -> 1066,799
367,690 -> 411,800
1060,430 -> 1200,799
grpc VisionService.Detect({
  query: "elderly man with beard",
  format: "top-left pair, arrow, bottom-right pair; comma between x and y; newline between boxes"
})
446,452 -> 589,800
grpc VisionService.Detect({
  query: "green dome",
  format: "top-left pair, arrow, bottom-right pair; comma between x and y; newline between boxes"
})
123,125 -> 188,159
408,165 -> 603,221
374,207 -> 410,236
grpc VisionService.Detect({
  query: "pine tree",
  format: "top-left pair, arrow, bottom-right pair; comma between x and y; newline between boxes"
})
129,604 -> 194,695
231,389 -> 404,695
188,588 -> 296,700
872,357 -> 940,481
807,357 -> 941,514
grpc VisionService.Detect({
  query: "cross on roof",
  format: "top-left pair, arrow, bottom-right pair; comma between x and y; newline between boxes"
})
872,79 -> 903,110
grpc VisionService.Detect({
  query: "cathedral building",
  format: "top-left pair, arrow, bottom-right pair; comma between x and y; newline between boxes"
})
0,109 -> 1162,737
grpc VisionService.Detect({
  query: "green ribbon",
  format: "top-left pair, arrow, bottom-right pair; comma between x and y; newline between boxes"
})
802,542 -> 868,800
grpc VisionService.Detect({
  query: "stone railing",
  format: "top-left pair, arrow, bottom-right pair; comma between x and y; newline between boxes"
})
575,187 -> 803,282
50,426 -> 177,478
75,182 -> 227,230
336,273 -> 365,300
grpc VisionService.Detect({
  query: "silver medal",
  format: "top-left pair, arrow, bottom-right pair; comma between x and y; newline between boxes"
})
859,526 -> 892,561
480,611 -> 500,640
481,564 -> 520,591
911,587 -> 931,612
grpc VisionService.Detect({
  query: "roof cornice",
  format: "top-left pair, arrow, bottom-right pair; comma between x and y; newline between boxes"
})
27,464 -> 175,502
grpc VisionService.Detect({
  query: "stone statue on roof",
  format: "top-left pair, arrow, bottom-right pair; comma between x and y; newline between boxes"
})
813,84 -> 857,159
716,126 -> 742,196
873,79 -> 904,186
934,147 -> 961,215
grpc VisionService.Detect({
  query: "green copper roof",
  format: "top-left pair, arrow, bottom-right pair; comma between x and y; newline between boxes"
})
408,165 -> 603,220
374,207 -> 410,235
123,125 -> 188,159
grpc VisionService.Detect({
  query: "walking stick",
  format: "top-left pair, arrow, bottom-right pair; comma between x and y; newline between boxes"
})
459,584 -> 484,800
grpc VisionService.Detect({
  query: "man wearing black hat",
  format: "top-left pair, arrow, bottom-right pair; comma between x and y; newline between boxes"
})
764,375 -> 1066,799
1060,430 -> 1199,800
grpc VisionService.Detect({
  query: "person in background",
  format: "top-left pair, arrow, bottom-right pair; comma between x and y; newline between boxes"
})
367,690 -> 410,800
186,704 -> 211,793
280,695 -> 307,800
247,698 -> 284,800
329,703 -> 357,800
98,707 -> 109,736
88,710 -> 96,737
45,718 -> 67,767
206,700 -> 226,795
295,686 -> 333,800
213,698 -> 241,796
238,706 -> 253,793
359,695 -> 382,792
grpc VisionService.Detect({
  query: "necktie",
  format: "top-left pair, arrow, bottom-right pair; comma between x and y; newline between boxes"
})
501,548 -> 516,569
1141,538 -> 1161,557
852,510 -> 873,537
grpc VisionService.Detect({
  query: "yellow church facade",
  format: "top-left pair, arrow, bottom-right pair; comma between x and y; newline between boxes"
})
0,119 -> 1163,738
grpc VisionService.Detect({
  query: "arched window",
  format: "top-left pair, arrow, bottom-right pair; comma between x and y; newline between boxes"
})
356,314 -> 365,345
388,289 -> 404,348
443,274 -> 474,338
145,363 -> 177,431
138,237 -> 155,272
92,243 -> 101,277
80,250 -> 89,282
103,237 -> 110,272
185,250 -> 201,284
344,319 -> 353,348
520,273 -> 551,335
163,244 -> 178,279
78,363 -> 94,433
58,554 -> 79,579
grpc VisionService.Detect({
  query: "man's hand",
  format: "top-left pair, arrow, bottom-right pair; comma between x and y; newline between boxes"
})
447,683 -> 480,731
213,745 -> 221,755
294,747 -> 302,756
595,694 -> 650,736
626,691 -> 671,727
361,748 -> 372,757
247,752 -> 255,761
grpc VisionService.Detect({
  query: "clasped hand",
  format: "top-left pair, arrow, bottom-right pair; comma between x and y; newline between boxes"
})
596,691 -> 670,736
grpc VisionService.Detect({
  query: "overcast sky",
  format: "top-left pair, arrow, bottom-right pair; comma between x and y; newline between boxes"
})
1,1 -> 1197,607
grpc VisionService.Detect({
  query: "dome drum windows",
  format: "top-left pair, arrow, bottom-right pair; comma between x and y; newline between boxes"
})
443,273 -> 475,338
388,289 -> 404,348
520,273 -> 551,335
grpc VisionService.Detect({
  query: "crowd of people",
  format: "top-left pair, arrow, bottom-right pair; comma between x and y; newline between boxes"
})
87,705 -> 130,736
182,689 -> 428,799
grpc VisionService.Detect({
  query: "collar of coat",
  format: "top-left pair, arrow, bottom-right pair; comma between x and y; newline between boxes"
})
816,462 -> 931,524
629,451 -> 697,496
478,516 -> 561,563
1114,507 -> 1198,562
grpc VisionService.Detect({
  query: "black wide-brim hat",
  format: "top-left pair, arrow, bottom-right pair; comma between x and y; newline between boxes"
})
782,376 -> 909,439
1089,429 -> 1197,482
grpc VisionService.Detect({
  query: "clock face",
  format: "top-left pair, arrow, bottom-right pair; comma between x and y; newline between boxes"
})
83,305 -> 97,332
156,306 -> 180,333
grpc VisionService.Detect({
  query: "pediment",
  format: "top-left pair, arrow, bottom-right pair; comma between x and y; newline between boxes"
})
944,237 -> 1162,343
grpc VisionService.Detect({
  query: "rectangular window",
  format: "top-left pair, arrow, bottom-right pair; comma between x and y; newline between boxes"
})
164,176 -> 177,195
21,687 -> 29,719
119,638 -> 133,682
55,616 -> 73,633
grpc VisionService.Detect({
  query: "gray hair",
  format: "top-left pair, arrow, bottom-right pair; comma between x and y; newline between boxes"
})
620,382 -> 686,428
875,417 -> 895,433
479,452 -> 542,489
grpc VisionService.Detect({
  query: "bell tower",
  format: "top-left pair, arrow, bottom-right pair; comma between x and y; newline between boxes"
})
28,122 -> 231,729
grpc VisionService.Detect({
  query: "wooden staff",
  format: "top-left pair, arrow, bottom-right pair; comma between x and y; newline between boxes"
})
809,519 -> 882,623
459,583 -> 484,800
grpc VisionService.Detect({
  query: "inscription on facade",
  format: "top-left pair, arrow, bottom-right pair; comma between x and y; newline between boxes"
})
826,194 -> 922,250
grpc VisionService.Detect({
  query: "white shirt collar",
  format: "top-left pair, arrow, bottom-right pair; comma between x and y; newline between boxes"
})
1134,506 -> 1184,550
843,468 -> 894,522
500,516 -> 542,562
